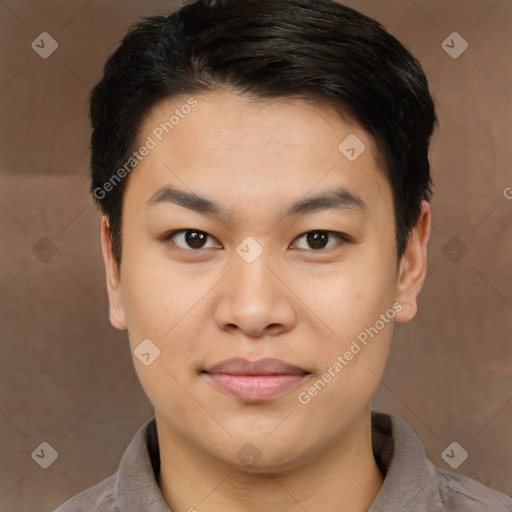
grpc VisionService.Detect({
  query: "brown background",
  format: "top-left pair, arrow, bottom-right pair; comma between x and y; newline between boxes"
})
0,0 -> 511,510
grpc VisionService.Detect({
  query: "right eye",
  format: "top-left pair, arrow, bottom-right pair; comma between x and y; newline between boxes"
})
161,229 -> 223,251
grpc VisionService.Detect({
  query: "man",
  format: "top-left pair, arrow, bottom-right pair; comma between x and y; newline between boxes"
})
55,0 -> 512,510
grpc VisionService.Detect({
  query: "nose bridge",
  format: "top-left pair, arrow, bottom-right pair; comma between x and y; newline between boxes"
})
213,237 -> 296,336
231,237 -> 278,299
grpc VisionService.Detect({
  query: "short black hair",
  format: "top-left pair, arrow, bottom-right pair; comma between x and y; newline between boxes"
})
89,0 -> 437,267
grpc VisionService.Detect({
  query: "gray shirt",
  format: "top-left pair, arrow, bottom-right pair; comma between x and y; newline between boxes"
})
54,411 -> 512,511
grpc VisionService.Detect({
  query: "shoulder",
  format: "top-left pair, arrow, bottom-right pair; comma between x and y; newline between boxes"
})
370,411 -> 512,512
434,466 -> 512,512
53,474 -> 118,512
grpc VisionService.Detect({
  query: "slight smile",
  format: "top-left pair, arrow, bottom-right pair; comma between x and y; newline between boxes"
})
202,357 -> 312,402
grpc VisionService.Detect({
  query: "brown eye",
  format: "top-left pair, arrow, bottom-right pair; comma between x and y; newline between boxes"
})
306,231 -> 329,250
184,231 -> 208,249
164,230 -> 221,250
293,230 -> 347,251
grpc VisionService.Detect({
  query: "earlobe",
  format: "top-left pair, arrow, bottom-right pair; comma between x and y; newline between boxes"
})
394,201 -> 431,323
100,216 -> 127,331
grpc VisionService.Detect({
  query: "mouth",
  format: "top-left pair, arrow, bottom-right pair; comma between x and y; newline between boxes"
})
202,358 -> 311,402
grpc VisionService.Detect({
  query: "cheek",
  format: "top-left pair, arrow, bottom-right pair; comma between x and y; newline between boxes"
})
304,259 -> 395,339
120,240 -> 192,337
297,299 -> 394,423
293,248 -> 397,398
121,255 -> 217,384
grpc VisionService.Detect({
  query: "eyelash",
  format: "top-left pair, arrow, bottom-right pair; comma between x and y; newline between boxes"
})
160,229 -> 352,252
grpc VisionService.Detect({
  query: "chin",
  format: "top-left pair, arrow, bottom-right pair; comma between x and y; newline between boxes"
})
210,431 -> 319,475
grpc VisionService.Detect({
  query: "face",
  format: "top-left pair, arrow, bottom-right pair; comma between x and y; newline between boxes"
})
102,89 -> 430,472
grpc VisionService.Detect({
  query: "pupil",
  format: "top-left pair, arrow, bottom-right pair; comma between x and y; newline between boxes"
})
186,231 -> 206,249
307,231 -> 328,250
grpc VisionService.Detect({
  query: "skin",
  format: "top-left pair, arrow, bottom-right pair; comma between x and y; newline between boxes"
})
101,89 -> 431,512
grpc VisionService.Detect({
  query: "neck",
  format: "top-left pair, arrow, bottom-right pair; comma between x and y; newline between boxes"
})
156,408 -> 383,512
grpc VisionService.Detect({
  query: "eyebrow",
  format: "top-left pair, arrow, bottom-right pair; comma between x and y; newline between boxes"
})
145,184 -> 367,218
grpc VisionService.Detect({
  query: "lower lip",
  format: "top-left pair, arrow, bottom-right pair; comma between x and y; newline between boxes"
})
205,373 -> 309,402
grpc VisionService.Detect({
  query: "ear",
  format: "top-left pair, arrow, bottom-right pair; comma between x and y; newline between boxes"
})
394,200 -> 431,323
100,216 -> 127,330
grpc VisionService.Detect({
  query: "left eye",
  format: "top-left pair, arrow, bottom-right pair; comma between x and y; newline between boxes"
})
292,230 -> 347,251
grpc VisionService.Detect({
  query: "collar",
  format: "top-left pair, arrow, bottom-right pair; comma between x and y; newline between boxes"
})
369,411 -> 440,511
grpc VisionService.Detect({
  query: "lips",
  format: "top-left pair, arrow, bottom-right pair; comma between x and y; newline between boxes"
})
204,357 -> 309,375
202,358 -> 311,402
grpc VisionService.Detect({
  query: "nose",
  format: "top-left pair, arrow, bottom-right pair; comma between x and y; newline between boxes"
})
213,249 -> 297,339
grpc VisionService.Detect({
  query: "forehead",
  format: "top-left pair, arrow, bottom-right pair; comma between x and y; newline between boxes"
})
126,90 -> 392,222
141,90 -> 364,157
